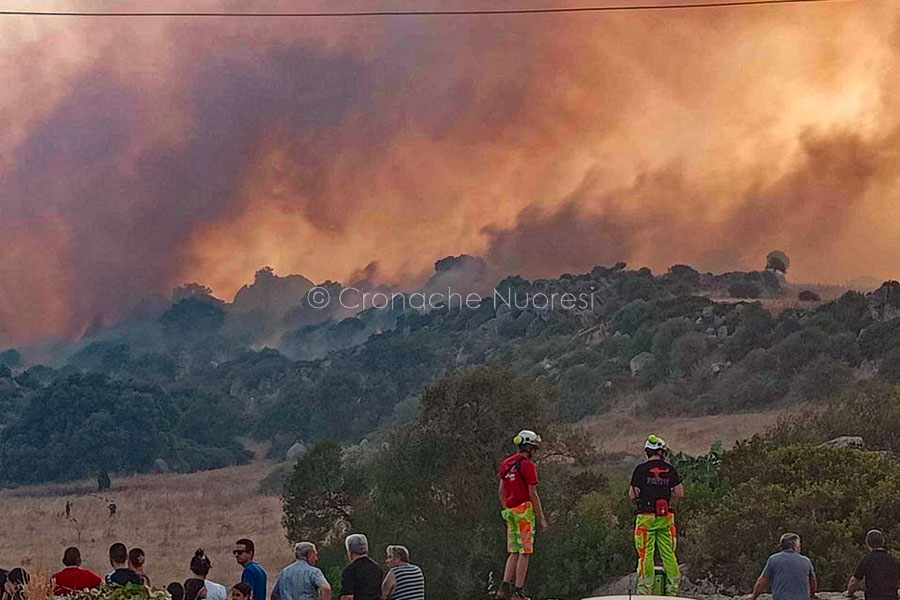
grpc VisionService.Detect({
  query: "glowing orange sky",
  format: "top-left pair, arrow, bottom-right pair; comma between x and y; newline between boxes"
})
1,0 -> 899,346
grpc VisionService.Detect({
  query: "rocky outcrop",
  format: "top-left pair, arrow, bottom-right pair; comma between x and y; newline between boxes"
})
630,352 -> 656,376
867,281 -> 900,321
286,442 -> 308,462
821,436 -> 864,449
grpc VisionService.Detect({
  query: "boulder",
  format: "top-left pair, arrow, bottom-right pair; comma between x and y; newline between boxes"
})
821,436 -> 864,449
286,442 -> 308,462
152,458 -> 169,474
711,361 -> 731,375
630,352 -> 656,376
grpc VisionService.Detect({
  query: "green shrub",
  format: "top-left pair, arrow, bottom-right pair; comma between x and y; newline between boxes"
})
672,332 -> 709,373
558,364 -> 608,421
878,348 -> 900,384
771,327 -> 828,374
772,382 -> 900,453
789,356 -> 854,402
859,319 -> 900,359
686,439 -> 900,590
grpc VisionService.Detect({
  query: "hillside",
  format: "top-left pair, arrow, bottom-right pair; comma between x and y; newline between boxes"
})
1,258 -> 899,484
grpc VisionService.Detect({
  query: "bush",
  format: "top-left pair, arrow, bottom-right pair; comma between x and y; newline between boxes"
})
823,332 -> 863,366
859,319 -> 900,359
671,332 -> 709,373
686,439 -> 900,590
878,348 -> 900,384
708,366 -> 786,411
558,364 -> 608,421
651,318 -> 694,359
828,291 -> 871,331
789,356 -> 854,402
773,382 -> 900,453
771,327 -> 828,374
723,304 -> 774,361
728,281 -> 762,299
0,349 -> 21,368
798,290 -> 821,302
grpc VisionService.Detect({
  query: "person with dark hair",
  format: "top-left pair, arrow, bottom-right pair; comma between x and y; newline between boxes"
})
106,543 -> 142,586
168,582 -> 186,600
129,548 -> 150,586
191,549 -> 227,600
2,568 -> 29,600
231,583 -> 252,600
0,571 -> 7,594
233,539 -> 267,600
746,533 -> 817,600
184,579 -> 207,600
846,529 -> 900,600
53,546 -> 102,595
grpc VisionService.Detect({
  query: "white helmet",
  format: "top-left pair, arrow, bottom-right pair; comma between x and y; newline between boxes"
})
514,429 -> 542,448
644,434 -> 668,452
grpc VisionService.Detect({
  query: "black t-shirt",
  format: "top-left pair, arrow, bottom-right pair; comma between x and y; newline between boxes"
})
854,549 -> 900,600
106,568 -> 143,587
630,459 -> 682,514
341,556 -> 383,600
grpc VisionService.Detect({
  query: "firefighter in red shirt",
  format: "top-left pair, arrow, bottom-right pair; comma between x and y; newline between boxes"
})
495,429 -> 548,600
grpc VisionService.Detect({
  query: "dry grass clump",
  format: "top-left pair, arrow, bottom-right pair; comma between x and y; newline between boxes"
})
22,567 -> 52,600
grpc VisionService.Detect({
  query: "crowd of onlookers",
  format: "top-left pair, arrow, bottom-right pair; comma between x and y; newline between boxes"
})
0,535 -> 422,600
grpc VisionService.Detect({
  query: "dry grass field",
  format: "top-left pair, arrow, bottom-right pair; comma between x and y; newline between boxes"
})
0,461 -> 295,589
581,405 -> 797,455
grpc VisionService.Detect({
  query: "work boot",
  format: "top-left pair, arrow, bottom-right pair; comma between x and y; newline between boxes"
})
511,587 -> 531,600
495,581 -> 512,600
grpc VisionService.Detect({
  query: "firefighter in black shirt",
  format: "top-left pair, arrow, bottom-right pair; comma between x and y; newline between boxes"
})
628,434 -> 684,595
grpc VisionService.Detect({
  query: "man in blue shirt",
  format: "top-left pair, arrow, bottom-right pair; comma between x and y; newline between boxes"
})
234,538 -> 268,600
746,533 -> 817,600
271,542 -> 331,600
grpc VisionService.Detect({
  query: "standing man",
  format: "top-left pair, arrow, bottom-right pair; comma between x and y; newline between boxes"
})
629,434 -> 683,596
496,429 -> 548,600
746,533 -> 817,600
340,534 -> 382,600
381,545 -> 424,600
234,539 -> 268,600
845,529 -> 899,600
271,542 -> 331,600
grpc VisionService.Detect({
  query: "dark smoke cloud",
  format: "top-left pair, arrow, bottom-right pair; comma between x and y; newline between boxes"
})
1,43 -> 372,344
2,2 -> 899,346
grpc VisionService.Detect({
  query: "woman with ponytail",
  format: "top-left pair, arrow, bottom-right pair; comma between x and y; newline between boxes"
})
190,550 -> 227,600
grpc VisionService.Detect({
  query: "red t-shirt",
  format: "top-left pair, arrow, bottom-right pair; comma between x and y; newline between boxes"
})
498,452 -> 539,508
53,566 -> 103,595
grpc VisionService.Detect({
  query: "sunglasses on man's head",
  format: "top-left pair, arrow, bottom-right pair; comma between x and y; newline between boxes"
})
232,550 -> 247,556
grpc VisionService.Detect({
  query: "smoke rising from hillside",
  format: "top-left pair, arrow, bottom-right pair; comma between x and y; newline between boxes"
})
1,1 -> 899,345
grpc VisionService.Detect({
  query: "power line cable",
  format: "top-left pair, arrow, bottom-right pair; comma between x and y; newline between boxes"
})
0,0 -> 864,17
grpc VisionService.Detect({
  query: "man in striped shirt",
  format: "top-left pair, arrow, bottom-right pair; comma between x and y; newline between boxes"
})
380,546 -> 424,600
